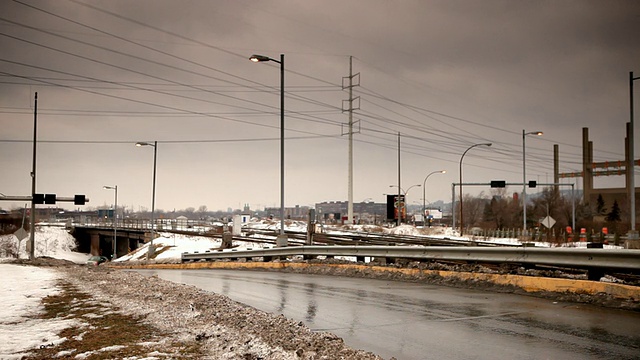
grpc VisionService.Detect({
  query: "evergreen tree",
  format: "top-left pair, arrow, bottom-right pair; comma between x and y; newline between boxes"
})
605,200 -> 621,222
596,194 -> 606,215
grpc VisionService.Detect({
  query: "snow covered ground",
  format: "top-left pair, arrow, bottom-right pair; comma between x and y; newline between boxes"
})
0,264 -> 78,359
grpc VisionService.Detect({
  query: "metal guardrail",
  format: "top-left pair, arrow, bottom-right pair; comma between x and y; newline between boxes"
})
181,245 -> 640,272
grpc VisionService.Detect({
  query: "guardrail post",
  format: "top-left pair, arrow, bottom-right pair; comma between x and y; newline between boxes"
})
587,268 -> 604,281
384,241 -> 396,264
276,234 -> 288,247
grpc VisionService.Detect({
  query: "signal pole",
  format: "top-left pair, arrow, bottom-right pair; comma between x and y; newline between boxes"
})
630,71 -> 639,236
29,92 -> 38,260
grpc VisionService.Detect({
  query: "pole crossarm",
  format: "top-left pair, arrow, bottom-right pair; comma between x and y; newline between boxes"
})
592,160 -> 640,169
559,160 -> 640,178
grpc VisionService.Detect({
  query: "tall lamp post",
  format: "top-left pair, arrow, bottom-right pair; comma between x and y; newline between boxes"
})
629,71 -> 640,237
422,170 -> 446,225
103,185 -> 118,259
522,130 -> 543,235
136,141 -> 157,260
459,143 -> 492,235
389,184 -> 421,225
250,54 -> 286,241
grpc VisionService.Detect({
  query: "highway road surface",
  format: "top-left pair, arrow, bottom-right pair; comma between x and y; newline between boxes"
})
132,269 -> 640,360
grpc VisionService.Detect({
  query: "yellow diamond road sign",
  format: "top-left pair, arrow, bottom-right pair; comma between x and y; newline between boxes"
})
14,227 -> 28,241
541,216 -> 556,228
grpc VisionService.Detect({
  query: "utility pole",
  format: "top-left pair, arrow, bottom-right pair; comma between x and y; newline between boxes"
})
28,92 -> 37,260
397,132 -> 402,226
630,71 -> 639,236
342,56 -> 360,224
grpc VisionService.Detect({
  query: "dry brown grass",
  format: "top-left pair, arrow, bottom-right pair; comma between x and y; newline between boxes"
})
22,280 -> 205,359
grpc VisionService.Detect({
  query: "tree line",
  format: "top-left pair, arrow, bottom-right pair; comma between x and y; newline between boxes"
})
458,188 -> 625,238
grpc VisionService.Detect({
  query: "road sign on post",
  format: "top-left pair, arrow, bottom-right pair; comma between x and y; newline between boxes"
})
14,228 -> 28,241
541,216 -> 556,228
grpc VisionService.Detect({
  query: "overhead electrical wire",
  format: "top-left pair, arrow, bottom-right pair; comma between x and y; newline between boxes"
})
4,0 -> 604,180
9,0 -> 514,160
63,0 -> 342,88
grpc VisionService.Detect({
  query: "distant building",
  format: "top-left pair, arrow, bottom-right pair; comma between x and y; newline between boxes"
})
314,201 -> 387,224
264,205 -> 310,220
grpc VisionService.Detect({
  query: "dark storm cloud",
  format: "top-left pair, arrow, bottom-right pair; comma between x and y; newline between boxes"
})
1,0 -> 639,211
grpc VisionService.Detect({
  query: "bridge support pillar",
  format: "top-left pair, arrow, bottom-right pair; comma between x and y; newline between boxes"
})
221,233 -> 233,249
90,233 -> 100,256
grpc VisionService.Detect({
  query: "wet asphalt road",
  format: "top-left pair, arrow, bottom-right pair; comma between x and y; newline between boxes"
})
132,269 -> 640,360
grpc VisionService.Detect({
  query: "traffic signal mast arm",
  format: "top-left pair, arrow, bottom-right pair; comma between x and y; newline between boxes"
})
0,194 -> 89,205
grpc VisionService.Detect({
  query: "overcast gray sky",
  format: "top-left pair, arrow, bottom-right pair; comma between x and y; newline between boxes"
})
1,0 -> 639,213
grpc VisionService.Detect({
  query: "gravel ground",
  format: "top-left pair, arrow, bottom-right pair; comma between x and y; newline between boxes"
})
12,255 -> 639,358
19,258 -> 386,359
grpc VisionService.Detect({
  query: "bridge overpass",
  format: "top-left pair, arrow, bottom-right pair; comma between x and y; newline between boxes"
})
69,218 -> 224,258
70,225 -> 147,258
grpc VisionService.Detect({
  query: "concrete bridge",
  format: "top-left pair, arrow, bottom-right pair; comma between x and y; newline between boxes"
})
69,218 -> 224,258
70,225 -> 147,259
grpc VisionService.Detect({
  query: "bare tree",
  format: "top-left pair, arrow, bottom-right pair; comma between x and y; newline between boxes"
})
484,189 -> 519,229
197,205 -> 208,219
531,187 -> 562,225
462,192 -> 488,229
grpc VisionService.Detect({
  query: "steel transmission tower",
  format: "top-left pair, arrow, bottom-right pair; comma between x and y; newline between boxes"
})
342,56 -> 360,223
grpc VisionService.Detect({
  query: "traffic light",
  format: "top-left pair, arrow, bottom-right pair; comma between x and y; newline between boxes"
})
33,193 -> 45,204
490,180 -> 506,188
528,180 -> 537,188
44,194 -> 56,204
74,195 -> 86,205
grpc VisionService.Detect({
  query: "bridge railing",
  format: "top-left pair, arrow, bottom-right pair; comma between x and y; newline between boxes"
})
74,218 -> 214,233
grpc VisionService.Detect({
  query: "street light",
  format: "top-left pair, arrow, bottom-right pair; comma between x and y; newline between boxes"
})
523,130 -> 543,235
629,71 -> 640,237
459,143 -> 492,235
389,184 -> 421,225
250,53 -> 286,242
103,185 -> 118,259
136,141 -> 157,260
422,170 -> 446,226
